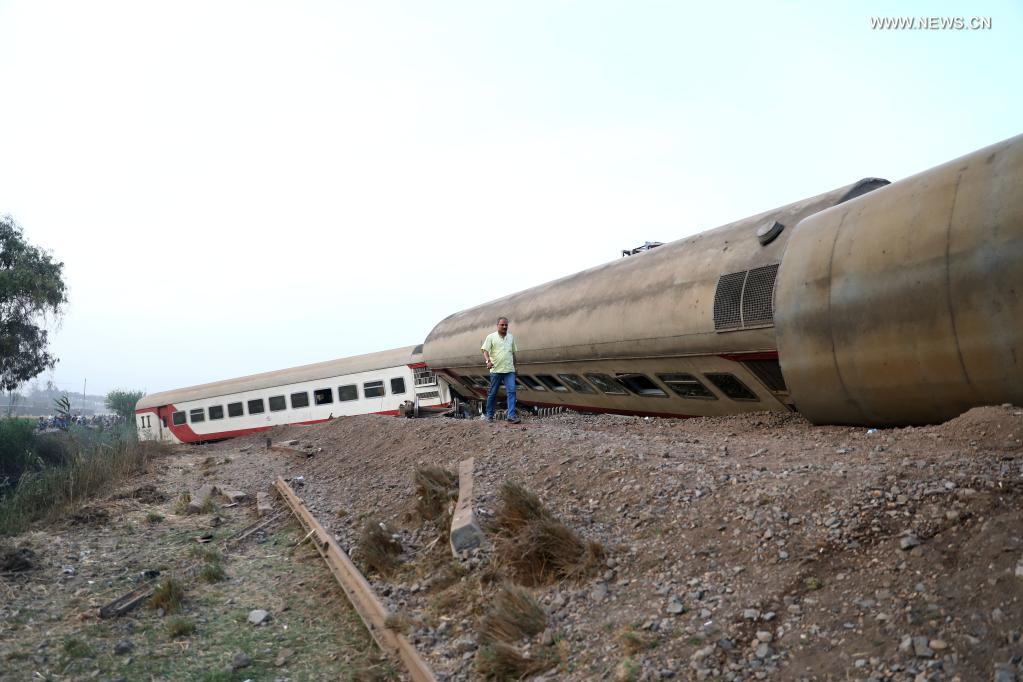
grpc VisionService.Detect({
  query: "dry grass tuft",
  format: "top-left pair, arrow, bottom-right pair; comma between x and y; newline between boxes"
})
166,616 -> 196,637
479,583 -> 547,644
475,641 -> 559,680
147,576 -> 185,614
199,561 -> 226,583
359,519 -> 402,577
413,466 -> 458,522
494,482 -> 553,534
493,483 -> 604,585
172,493 -> 191,515
619,628 -> 655,655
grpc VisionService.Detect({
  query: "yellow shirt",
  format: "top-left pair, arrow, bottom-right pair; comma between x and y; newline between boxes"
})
481,332 -> 517,373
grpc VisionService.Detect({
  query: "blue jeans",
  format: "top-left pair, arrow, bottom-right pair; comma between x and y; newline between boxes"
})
486,372 -> 517,420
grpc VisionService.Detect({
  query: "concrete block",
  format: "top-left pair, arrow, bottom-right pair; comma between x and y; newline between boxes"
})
215,484 -> 248,504
187,485 -> 215,514
450,458 -> 484,555
256,491 -> 273,517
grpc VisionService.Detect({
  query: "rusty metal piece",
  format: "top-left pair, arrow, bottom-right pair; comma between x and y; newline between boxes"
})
99,582 -> 156,618
274,477 -> 438,682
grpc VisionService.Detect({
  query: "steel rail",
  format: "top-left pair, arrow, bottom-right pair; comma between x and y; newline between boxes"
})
274,477 -> 438,682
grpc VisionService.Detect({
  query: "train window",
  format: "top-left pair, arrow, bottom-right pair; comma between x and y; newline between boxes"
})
248,398 -> 265,414
519,375 -> 547,391
189,408 -> 206,423
208,405 -> 225,420
391,377 -> 406,395
338,384 -> 358,401
413,366 -> 437,387
743,359 -> 788,392
364,380 -> 385,398
460,376 -> 476,389
704,373 -> 759,401
290,391 -> 309,408
227,402 -> 243,417
584,373 -> 629,395
515,376 -> 529,390
476,375 -> 494,387
536,374 -> 570,392
616,374 -> 668,397
657,373 -> 717,400
172,411 -> 186,425
314,388 -> 333,405
558,374 -> 595,394
269,395 -> 286,412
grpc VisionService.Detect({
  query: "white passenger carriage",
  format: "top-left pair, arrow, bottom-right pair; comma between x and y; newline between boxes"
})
134,345 -> 448,443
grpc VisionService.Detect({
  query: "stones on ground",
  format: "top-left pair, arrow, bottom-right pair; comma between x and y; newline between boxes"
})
248,609 -> 271,625
214,484 -> 247,504
666,598 -> 685,615
899,533 -> 921,550
113,640 -> 133,655
231,652 -> 251,670
590,582 -> 609,602
274,647 -> 294,666
994,667 -> 1019,682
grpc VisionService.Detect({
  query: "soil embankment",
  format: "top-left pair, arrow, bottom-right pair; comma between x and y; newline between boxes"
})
2,406 -> 1021,680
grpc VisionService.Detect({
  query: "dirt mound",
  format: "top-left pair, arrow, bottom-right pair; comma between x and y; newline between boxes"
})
930,403 -> 1023,449
68,506 -> 110,526
0,544 -> 37,572
123,484 -> 168,504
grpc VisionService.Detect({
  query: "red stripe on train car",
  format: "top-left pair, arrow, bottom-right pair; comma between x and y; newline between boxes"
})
135,406 -> 410,443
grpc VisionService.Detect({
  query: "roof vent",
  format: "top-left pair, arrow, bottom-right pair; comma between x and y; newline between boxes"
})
756,221 -> 784,245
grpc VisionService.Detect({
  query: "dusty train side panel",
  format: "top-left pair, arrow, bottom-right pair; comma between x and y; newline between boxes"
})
424,182 -> 882,418
775,133 -> 1023,425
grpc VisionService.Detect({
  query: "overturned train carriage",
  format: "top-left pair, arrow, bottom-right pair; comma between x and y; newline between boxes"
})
423,134 -> 1023,426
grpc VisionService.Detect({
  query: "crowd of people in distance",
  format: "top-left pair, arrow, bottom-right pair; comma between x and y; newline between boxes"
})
36,414 -> 125,432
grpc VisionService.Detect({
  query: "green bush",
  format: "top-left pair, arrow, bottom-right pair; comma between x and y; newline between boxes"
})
0,419 -> 69,483
0,423 -> 164,536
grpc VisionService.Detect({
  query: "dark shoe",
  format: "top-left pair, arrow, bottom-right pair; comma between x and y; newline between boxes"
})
507,417 -> 521,424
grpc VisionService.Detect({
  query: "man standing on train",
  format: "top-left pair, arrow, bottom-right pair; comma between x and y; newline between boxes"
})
481,316 -> 520,424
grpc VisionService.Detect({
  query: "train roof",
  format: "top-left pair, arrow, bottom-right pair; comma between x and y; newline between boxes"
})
423,178 -> 889,369
136,345 -> 422,409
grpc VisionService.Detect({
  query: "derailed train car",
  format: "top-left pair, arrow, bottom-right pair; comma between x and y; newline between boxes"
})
135,346 -> 449,443
423,134 -> 1023,426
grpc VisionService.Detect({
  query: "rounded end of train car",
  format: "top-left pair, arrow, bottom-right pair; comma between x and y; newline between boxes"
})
775,134 -> 1023,426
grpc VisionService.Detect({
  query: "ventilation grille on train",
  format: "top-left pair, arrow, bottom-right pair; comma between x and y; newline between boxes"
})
713,264 -> 780,331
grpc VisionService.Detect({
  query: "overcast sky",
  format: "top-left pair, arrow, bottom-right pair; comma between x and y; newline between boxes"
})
1,0 -> 1020,397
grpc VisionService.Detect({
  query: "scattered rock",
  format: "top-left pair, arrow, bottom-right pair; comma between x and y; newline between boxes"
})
248,609 -> 271,625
